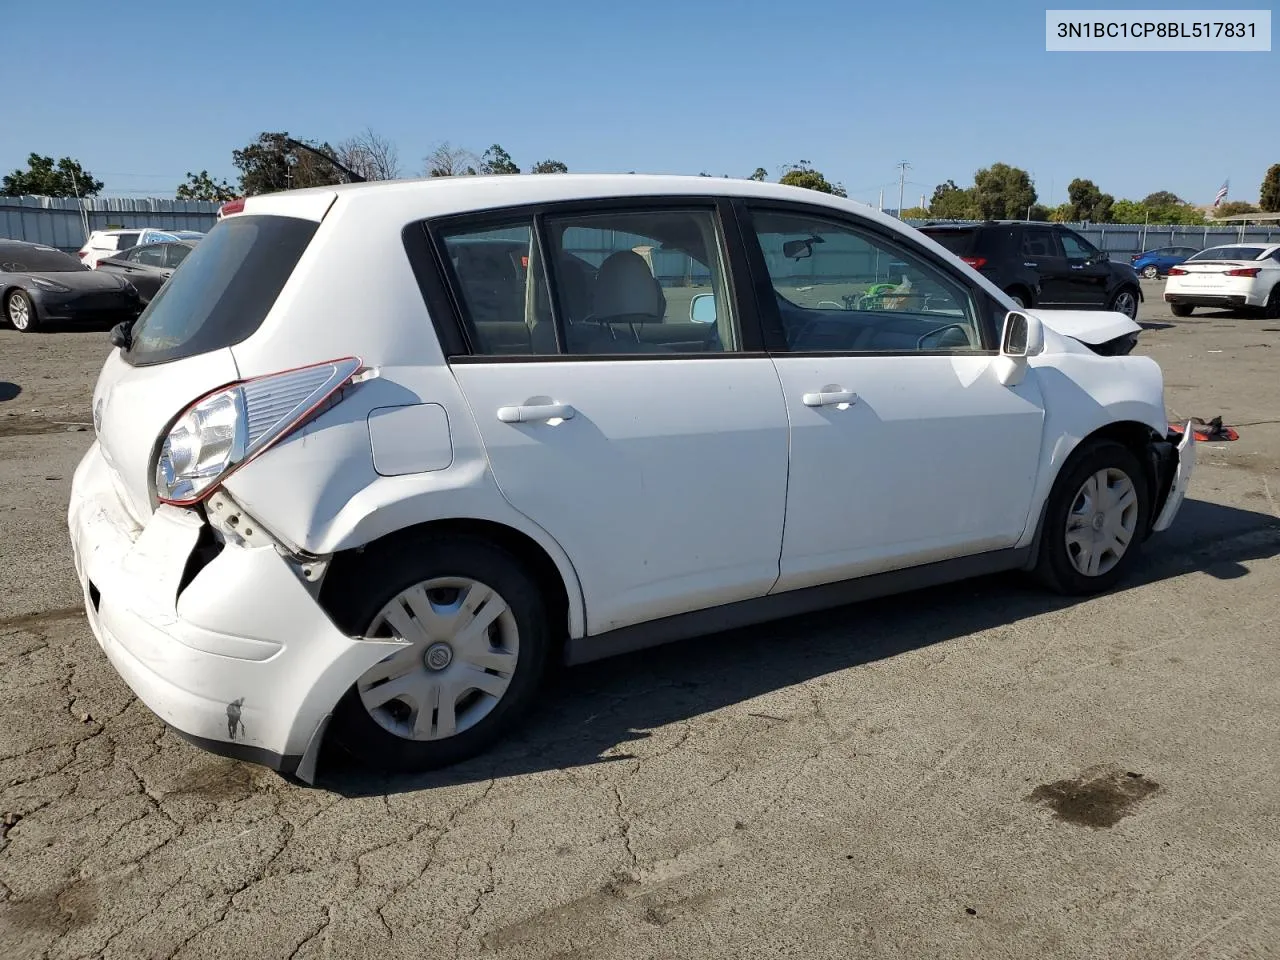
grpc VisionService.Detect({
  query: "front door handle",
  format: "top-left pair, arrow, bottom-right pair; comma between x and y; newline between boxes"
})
802,388 -> 857,407
497,402 -> 576,424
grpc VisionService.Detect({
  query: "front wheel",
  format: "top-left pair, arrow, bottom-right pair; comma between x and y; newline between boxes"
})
1109,287 -> 1139,320
5,289 -> 39,332
327,535 -> 552,774
1033,440 -> 1151,596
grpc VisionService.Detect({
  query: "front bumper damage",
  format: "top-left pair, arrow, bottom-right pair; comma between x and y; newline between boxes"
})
66,441 -> 403,782
1149,421 -> 1197,535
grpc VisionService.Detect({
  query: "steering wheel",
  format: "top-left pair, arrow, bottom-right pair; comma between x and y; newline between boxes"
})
916,322 -> 972,351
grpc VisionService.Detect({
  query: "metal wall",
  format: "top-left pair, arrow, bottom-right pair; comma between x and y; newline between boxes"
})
0,196 -> 222,252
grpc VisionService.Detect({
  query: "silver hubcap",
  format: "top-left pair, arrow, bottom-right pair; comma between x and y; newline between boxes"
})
1114,292 -> 1136,318
1143,266 -> 1158,279
1008,293 -> 1025,308
357,577 -> 519,741
8,295 -> 29,330
1065,468 -> 1139,577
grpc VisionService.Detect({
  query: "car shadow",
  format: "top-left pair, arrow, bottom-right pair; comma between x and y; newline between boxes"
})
316,497 -> 1280,797
0,382 -> 20,402
1140,321 -> 1175,331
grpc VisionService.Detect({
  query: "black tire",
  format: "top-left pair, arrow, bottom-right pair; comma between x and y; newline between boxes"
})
1004,286 -> 1032,309
4,289 -> 39,332
1032,440 -> 1151,596
1108,286 -> 1139,320
326,534 -> 552,774
1170,303 -> 1193,318
1263,285 -> 1280,320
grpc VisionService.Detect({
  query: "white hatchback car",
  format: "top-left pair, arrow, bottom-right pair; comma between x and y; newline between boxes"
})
68,175 -> 1195,783
1163,242 -> 1280,318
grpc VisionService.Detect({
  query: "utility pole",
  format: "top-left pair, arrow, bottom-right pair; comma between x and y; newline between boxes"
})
896,161 -> 911,218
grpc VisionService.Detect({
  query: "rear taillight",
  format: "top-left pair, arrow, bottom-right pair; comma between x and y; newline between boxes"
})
154,357 -> 362,506
1226,267 -> 1260,277
78,250 -> 88,259
961,256 -> 987,269
1168,267 -> 1188,275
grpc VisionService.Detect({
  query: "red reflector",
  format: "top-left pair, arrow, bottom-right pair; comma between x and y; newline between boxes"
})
521,255 -> 529,268
1226,267 -> 1260,277
961,256 -> 987,269
218,198 -> 246,217
1168,267 -> 1188,275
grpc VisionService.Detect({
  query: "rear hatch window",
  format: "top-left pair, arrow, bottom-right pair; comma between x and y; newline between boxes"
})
919,228 -> 976,257
123,214 -> 317,366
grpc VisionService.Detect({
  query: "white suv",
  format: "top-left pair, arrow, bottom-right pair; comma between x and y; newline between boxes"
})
68,175 -> 1195,783
78,228 -> 205,268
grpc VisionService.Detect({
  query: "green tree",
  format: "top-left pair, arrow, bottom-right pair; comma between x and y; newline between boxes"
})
232,132 -> 346,195
748,167 -> 768,182
529,159 -> 569,174
176,170 -> 237,201
929,180 -> 978,219
2,153 -> 104,198
972,163 -> 1036,220
1066,178 -> 1115,222
899,206 -> 930,219
1049,203 -> 1074,222
779,162 -> 846,197
1259,164 -> 1280,212
479,144 -> 520,175
1214,201 -> 1259,218
1142,190 -> 1182,208
1110,199 -> 1147,223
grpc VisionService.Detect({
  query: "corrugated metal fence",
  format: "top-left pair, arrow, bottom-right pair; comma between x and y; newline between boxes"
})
3,194 -> 1278,275
0,196 -> 221,251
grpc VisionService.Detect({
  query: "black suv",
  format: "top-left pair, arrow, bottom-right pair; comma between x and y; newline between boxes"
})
917,221 -> 1142,320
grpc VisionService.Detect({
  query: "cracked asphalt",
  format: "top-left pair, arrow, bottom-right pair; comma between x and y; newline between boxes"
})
3,284 -> 1280,959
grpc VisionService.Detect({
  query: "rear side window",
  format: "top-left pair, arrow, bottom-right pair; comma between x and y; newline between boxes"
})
920,229 -> 974,256
113,232 -> 140,250
124,215 -> 318,366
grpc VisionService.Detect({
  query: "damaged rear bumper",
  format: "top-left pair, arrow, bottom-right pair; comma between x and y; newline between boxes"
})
66,441 -> 403,782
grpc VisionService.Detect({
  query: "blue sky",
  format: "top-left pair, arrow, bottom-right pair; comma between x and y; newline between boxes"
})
2,0 -> 1275,206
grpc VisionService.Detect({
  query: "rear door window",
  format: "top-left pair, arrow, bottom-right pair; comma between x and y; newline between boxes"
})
123,215 -> 318,366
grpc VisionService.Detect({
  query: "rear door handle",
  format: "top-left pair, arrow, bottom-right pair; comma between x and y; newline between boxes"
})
497,402 -> 576,423
802,388 -> 857,407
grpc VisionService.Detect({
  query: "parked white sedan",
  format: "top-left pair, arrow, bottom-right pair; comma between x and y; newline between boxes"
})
67,175 -> 1195,782
1164,242 -> 1280,317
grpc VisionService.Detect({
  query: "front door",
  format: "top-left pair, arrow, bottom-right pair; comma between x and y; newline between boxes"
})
737,203 -> 1047,594
432,202 -> 790,635
1059,229 -> 1111,306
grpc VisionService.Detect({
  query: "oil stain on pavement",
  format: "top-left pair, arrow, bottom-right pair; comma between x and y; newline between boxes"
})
1027,765 -> 1161,828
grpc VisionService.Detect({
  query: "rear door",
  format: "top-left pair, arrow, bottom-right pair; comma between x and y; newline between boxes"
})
428,199 -> 790,635
1019,226 -> 1072,305
736,201 -> 1046,593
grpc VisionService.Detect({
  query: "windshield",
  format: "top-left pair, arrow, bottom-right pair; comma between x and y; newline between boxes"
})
0,245 -> 88,273
124,214 -> 318,366
1189,246 -> 1264,261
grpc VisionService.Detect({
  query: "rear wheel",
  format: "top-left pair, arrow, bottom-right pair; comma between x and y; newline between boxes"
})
1033,440 -> 1151,596
1109,287 -> 1139,320
5,290 -> 39,332
1170,303 -> 1194,318
1263,285 -> 1280,320
1141,265 -> 1159,280
326,535 -> 552,774
1004,287 -> 1031,309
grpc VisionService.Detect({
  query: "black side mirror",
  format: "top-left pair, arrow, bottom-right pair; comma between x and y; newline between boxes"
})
109,320 -> 133,350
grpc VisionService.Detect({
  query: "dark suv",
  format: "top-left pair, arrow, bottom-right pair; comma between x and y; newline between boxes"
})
917,221 -> 1142,319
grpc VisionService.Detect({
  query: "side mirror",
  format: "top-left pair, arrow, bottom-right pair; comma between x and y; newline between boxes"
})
995,310 -> 1043,386
690,293 -> 717,324
1093,250 -> 1110,262
108,320 -> 133,350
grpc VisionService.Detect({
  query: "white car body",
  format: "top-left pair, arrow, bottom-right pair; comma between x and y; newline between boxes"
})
67,175 -> 1195,783
1163,242 -> 1280,315
78,228 -> 205,268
